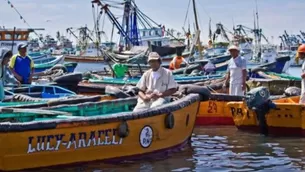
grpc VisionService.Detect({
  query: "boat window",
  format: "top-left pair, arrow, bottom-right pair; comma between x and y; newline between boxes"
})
4,33 -> 12,40
14,34 -> 22,40
155,30 -> 159,36
142,31 -> 146,37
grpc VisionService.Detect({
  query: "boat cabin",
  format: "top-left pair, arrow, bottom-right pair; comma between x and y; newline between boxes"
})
0,28 -> 32,54
139,27 -> 170,47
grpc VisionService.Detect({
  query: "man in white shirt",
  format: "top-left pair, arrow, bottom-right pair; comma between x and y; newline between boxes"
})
133,52 -> 178,111
223,45 -> 247,96
297,44 -> 305,103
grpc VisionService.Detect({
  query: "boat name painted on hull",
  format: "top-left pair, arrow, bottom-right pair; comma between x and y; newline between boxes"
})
27,128 -> 123,154
1,42 -> 17,47
207,101 -> 217,113
230,107 -> 250,118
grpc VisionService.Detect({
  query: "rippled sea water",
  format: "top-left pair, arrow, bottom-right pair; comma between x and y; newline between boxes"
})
38,64 -> 304,172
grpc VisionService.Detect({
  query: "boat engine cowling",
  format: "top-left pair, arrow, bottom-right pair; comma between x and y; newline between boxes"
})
245,86 -> 271,109
245,86 -> 276,136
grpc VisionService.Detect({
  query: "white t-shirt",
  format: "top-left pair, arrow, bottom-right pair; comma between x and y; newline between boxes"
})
227,56 -> 247,84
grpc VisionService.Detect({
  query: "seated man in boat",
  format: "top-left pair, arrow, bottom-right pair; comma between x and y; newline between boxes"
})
223,45 -> 247,96
297,44 -> 305,103
9,43 -> 34,84
133,52 -> 178,112
169,51 -> 189,70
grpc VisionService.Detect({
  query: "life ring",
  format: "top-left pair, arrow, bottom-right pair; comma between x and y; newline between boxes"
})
165,113 -> 175,129
118,121 -> 129,138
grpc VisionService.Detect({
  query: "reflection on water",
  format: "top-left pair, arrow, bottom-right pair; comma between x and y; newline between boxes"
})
192,127 -> 305,172
29,126 -> 305,172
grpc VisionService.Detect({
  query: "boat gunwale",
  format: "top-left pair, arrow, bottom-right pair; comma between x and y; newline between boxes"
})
0,94 -> 200,132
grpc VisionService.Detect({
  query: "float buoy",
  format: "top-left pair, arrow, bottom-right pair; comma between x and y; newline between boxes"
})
118,121 -> 129,138
165,113 -> 175,129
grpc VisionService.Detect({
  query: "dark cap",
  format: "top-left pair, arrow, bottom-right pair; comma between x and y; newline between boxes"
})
17,43 -> 28,50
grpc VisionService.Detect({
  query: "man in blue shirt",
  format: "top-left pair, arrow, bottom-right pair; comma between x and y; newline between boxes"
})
9,43 -> 34,84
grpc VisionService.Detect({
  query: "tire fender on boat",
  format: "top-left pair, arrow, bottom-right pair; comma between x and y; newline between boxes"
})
105,86 -> 131,98
164,113 -> 175,129
118,121 -> 129,138
49,64 -> 68,73
53,73 -> 83,84
284,86 -> 301,96
178,84 -> 211,101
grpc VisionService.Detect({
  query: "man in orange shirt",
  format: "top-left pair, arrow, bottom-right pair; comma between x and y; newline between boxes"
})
169,51 -> 189,70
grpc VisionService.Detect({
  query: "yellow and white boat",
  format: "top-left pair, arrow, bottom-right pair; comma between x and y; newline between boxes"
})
227,95 -> 302,136
0,94 -> 200,171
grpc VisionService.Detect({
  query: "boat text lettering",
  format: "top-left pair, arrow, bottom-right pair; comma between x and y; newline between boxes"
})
207,101 -> 217,113
27,128 -> 123,154
1,42 -> 17,47
230,107 -> 250,118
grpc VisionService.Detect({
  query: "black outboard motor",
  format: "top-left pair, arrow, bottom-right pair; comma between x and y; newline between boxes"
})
245,86 -> 276,135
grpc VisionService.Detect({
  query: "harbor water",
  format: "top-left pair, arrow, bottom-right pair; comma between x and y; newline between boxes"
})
42,63 -> 302,172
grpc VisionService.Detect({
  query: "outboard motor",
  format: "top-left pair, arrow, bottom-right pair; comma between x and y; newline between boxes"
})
245,86 -> 276,135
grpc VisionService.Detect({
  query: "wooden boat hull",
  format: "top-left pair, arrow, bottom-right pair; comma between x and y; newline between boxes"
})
65,55 -> 104,63
0,94 -> 199,171
196,94 -> 244,125
227,96 -> 304,137
34,62 -> 78,73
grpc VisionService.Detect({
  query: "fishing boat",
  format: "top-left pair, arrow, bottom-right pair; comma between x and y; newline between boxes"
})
0,93 -> 199,171
0,27 -> 44,54
85,73 -> 223,86
227,92 -> 303,137
6,85 -> 77,99
34,55 -> 65,66
34,62 -> 78,73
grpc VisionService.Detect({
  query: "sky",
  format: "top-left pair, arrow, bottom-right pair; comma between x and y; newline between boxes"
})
1,0 -> 305,45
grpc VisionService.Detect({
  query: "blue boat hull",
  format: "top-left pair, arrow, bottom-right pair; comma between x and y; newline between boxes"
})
34,62 -> 78,73
249,56 -> 290,78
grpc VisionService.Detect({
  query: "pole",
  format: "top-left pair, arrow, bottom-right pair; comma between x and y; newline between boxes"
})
11,27 -> 16,52
192,0 -> 202,58
110,22 -> 115,52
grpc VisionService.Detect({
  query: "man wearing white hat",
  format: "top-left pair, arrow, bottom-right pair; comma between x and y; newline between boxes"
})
133,52 -> 178,111
223,45 -> 247,96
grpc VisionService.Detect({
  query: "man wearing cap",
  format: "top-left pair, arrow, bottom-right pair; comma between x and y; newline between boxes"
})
133,52 -> 178,112
9,43 -> 34,84
223,45 -> 247,96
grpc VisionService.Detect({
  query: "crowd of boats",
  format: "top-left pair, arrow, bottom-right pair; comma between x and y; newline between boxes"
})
1,0 -> 305,170
0,38 -> 302,170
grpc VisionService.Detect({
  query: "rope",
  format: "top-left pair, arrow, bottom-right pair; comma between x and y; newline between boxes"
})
4,0 -> 42,42
183,0 -> 192,28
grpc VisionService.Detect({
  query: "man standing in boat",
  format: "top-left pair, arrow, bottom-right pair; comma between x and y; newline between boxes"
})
223,45 -> 247,96
134,52 -> 178,111
9,43 -> 34,84
297,44 -> 305,103
169,50 -> 189,70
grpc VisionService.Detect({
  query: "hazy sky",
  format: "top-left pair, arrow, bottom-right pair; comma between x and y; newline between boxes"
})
1,0 -> 304,44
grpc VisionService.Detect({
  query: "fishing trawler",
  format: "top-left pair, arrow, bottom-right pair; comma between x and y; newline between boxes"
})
0,27 -> 44,54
